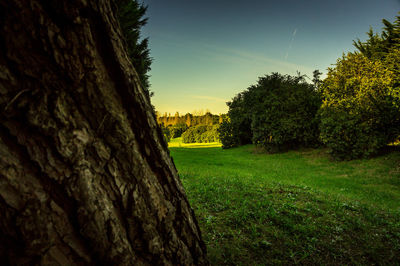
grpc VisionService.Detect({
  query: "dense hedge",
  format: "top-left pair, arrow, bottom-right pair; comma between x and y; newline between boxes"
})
220,73 -> 321,151
319,52 -> 400,159
319,14 -> 400,159
218,116 -> 236,149
169,123 -> 188,138
182,125 -> 220,143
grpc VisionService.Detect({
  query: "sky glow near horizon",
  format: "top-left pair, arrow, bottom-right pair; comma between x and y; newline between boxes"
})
141,0 -> 400,115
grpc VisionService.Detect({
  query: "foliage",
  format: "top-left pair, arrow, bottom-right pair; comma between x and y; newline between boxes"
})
157,111 -> 221,127
158,111 -> 223,144
182,124 -> 220,143
353,14 -> 400,60
160,123 -> 171,142
218,116 -> 236,149
170,144 -> 400,265
320,44 -> 400,159
224,93 -> 253,146
169,123 -> 188,138
312,69 -> 323,91
201,124 -> 220,143
221,73 -> 321,152
182,125 -> 208,143
118,0 -> 152,96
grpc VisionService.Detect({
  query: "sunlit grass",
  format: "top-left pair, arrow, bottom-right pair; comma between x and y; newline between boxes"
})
169,139 -> 400,265
168,137 -> 221,148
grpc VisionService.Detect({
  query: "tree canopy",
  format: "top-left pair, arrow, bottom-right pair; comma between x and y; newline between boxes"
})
353,14 -> 400,60
118,0 -> 153,96
221,13 -> 400,160
220,73 -> 321,151
319,14 -> 400,159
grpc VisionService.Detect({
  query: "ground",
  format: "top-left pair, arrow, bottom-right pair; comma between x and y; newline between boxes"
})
169,138 -> 400,265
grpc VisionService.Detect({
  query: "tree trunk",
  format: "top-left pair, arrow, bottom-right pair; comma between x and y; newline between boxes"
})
0,0 -> 208,265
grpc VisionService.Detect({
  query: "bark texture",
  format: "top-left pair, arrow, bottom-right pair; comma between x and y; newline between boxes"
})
0,0 -> 208,265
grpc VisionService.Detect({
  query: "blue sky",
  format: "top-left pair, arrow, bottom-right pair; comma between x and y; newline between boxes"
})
141,0 -> 400,115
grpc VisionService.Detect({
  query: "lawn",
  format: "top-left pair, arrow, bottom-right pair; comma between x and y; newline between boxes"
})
169,138 -> 400,265
168,137 -> 221,148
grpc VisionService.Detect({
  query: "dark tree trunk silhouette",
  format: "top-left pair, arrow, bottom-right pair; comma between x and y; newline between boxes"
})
0,0 -> 207,265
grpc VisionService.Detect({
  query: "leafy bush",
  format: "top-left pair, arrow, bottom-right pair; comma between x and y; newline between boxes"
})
224,94 -> 253,146
319,14 -> 400,159
182,125 -> 207,143
319,52 -> 399,159
169,123 -> 188,138
218,116 -> 236,148
182,125 -> 220,143
161,124 -> 171,142
201,125 -> 220,143
220,73 -> 321,152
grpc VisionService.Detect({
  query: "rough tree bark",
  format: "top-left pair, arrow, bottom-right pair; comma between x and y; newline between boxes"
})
0,0 -> 208,265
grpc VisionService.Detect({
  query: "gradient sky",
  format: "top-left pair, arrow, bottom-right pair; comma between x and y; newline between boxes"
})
141,0 -> 400,115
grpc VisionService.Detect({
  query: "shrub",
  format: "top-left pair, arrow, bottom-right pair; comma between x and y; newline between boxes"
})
161,124 -> 171,142
182,125 -> 206,143
202,124 -> 220,143
319,52 -> 399,159
251,74 -> 321,152
182,125 -> 220,143
218,116 -> 236,148
221,73 -> 321,151
169,123 -> 188,138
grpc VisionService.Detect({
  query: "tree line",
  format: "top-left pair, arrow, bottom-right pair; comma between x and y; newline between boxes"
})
157,112 -> 224,143
220,13 -> 400,160
156,111 -> 222,127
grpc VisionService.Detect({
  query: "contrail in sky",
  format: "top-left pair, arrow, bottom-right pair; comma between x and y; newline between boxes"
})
285,28 -> 297,61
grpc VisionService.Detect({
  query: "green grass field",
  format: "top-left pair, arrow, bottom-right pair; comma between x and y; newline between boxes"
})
168,137 -> 222,148
169,138 -> 400,265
